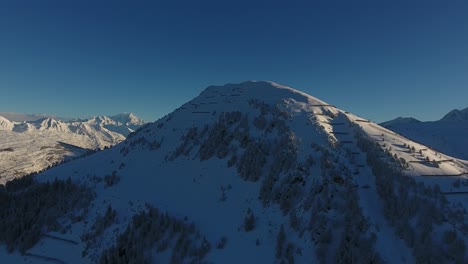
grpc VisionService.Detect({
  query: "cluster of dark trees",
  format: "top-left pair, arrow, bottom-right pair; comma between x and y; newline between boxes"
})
356,132 -> 467,263
305,148 -> 382,264
104,171 -> 120,187
169,111 -> 248,161
167,104 -> 385,262
120,135 -> 162,157
100,205 -> 211,264
0,175 -> 94,254
248,99 -> 292,120
275,224 -> 295,263
174,107 -> 301,210
243,208 -> 255,232
258,131 -> 301,210
248,103 -> 381,262
82,205 -> 117,257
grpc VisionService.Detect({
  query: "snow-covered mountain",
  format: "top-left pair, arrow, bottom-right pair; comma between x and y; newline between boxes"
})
0,112 -> 62,122
82,113 -> 145,136
0,113 -> 144,183
1,81 -> 467,263
381,108 -> 468,160
379,117 -> 421,127
0,116 -> 14,130
441,107 -> 468,122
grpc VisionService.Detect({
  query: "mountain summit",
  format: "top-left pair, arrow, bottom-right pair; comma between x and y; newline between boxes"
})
440,107 -> 468,122
379,116 -> 421,127
0,115 -> 13,130
1,81 -> 467,263
109,112 -> 145,128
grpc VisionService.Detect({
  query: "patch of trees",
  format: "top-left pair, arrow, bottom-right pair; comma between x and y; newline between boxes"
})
99,205 -> 211,264
452,179 -> 468,188
173,126 -> 200,158
275,224 -> 295,263
171,106 -> 296,191
236,140 -> 268,181
216,236 -> 227,249
82,205 -> 117,257
198,111 -> 246,161
121,136 -> 162,157
104,170 -> 120,187
248,99 -> 292,120
171,111 -> 248,161
355,131 -> 467,263
306,148 -> 382,264
243,208 -> 255,232
259,131 -> 300,208
171,100 -> 292,166
334,192 -> 381,263
0,176 -> 94,254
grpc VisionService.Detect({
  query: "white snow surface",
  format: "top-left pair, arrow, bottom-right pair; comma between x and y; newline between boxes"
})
0,113 -> 144,183
381,109 -> 468,160
1,81 -> 467,263
0,115 -> 14,130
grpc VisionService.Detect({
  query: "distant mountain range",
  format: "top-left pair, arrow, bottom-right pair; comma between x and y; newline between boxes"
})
0,112 -> 64,122
1,81 -> 466,263
381,107 -> 468,160
0,113 -> 144,183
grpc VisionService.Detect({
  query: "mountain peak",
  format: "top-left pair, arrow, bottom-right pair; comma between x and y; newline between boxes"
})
109,113 -> 144,126
199,81 -> 329,107
2,81 -> 468,263
0,115 -> 14,130
380,117 -> 421,127
440,107 -> 468,122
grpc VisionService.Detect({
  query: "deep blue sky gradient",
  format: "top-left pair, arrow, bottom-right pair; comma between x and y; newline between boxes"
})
1,0 -> 467,122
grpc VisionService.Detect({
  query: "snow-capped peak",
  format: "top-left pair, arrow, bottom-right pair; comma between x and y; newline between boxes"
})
33,118 -> 70,132
109,112 -> 145,128
201,81 -> 330,106
0,115 -> 14,130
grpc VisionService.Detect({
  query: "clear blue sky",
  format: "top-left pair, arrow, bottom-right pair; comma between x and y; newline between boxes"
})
1,0 -> 467,122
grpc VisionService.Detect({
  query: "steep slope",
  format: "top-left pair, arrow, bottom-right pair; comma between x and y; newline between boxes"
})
441,107 -> 468,122
1,81 -> 467,264
0,116 -> 13,130
381,108 -> 468,160
0,114 -> 144,183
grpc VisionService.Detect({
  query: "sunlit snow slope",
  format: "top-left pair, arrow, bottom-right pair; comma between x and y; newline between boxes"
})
1,81 -> 467,264
0,113 -> 144,183
381,109 -> 468,160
